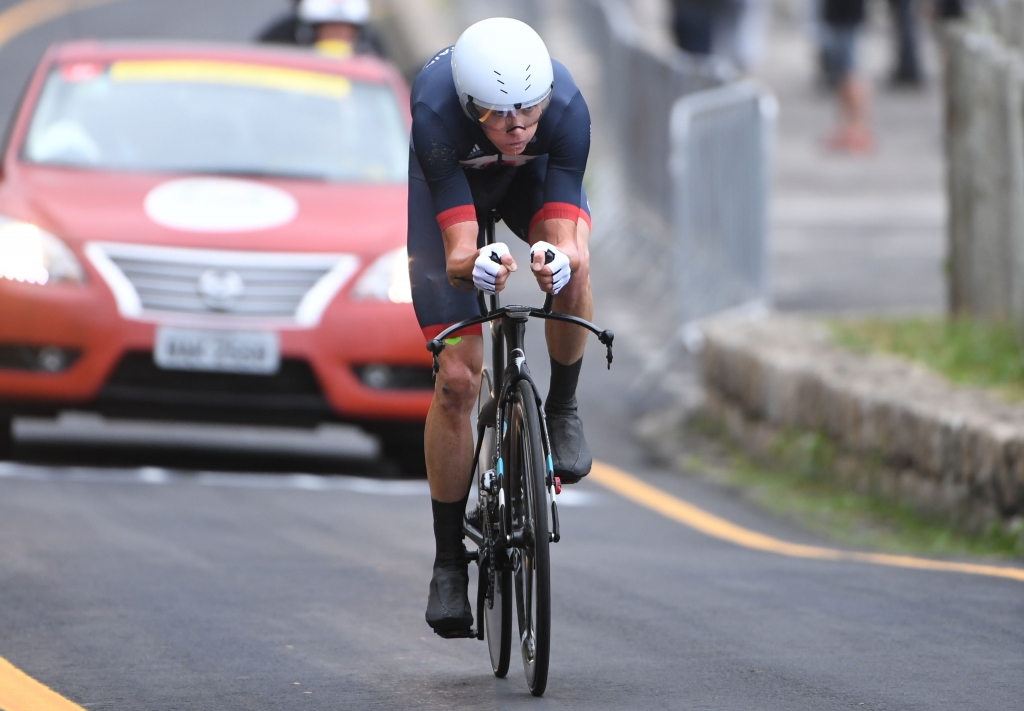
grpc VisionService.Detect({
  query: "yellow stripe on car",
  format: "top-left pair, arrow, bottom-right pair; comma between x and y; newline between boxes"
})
109,60 -> 352,98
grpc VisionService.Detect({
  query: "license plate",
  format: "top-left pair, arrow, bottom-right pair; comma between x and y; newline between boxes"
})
154,327 -> 280,375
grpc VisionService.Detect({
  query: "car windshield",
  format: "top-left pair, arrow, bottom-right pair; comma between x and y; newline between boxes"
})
22,59 -> 408,183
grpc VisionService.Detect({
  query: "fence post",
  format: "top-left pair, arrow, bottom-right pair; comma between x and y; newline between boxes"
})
944,27 -> 1024,326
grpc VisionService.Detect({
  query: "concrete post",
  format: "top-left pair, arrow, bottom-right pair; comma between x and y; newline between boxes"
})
945,27 -> 1024,327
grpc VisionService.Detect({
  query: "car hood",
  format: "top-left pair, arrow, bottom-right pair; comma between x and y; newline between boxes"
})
5,166 -> 408,256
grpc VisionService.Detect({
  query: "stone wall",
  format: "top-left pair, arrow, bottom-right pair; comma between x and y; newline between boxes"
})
701,317 -> 1024,532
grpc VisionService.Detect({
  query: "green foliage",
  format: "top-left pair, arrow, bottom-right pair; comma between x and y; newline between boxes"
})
685,418 -> 1024,559
831,317 -> 1024,400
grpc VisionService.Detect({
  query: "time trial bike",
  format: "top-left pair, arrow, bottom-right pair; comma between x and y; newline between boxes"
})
426,212 -> 614,697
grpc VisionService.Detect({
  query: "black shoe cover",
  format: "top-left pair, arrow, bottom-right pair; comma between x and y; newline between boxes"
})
425,563 -> 473,636
545,406 -> 592,484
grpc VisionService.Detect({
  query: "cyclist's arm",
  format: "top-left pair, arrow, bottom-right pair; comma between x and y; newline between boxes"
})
531,92 -> 591,275
411,104 -> 516,289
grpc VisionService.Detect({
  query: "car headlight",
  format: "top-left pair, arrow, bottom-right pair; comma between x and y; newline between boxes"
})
0,217 -> 85,286
351,246 -> 412,304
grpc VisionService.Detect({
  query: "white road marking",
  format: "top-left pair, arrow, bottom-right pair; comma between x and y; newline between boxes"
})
0,462 -> 430,496
0,462 -> 604,504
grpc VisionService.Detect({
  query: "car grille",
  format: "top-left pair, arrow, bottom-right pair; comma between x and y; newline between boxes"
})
85,243 -> 359,325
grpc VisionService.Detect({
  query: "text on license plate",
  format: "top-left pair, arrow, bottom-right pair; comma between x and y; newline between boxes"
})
153,328 -> 280,375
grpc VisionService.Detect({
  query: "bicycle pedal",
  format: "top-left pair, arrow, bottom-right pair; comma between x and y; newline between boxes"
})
434,627 -> 477,640
554,476 -> 562,495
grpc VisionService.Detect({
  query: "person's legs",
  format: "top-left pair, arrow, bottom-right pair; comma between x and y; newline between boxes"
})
408,161 -> 486,634
422,337 -> 481,635
822,25 -> 873,152
888,0 -> 922,85
536,216 -> 593,483
500,170 -> 595,483
536,217 -> 592,366
672,0 -> 714,54
424,337 -> 482,503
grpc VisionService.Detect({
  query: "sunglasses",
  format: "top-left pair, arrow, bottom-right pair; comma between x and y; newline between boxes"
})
472,94 -> 551,132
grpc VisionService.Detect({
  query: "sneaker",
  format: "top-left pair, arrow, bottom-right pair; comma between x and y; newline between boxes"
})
545,407 -> 592,484
425,563 -> 473,636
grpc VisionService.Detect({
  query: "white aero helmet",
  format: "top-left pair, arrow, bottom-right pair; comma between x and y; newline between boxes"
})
298,0 -> 370,25
451,18 -> 554,120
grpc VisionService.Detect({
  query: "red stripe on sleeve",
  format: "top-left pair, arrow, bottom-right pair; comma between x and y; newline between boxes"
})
528,202 -> 590,234
436,205 -> 478,231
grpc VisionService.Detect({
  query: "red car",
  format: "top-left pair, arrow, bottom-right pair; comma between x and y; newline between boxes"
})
0,41 -> 432,471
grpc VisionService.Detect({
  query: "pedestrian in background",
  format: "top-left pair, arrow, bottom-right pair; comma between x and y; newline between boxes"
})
671,0 -> 771,72
671,0 -> 716,55
820,0 -> 874,152
887,0 -> 923,86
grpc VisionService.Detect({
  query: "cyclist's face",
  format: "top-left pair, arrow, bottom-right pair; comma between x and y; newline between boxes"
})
481,121 -> 538,156
474,100 -> 547,156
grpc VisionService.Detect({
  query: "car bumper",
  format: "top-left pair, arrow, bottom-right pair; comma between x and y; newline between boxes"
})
0,280 -> 433,427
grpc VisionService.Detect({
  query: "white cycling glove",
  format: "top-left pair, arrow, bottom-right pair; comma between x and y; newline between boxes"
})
472,242 -> 511,294
530,241 -> 571,295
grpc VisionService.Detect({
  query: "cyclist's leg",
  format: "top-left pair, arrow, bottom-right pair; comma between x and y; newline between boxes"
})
408,160 -> 483,633
501,168 -> 593,482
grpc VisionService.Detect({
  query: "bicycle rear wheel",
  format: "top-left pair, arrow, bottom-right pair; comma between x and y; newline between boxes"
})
507,379 -> 550,697
478,369 -> 512,677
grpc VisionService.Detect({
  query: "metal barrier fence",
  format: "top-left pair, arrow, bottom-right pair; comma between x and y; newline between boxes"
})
671,81 -> 776,324
576,0 -> 775,330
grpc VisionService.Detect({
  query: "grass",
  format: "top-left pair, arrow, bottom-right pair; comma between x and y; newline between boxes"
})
685,416 -> 1024,559
830,317 -> 1024,401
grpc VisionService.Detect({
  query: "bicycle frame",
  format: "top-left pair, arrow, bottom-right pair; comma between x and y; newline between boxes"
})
425,213 -> 615,554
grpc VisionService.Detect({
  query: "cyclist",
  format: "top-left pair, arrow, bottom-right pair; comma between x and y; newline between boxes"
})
257,0 -> 385,57
408,18 -> 593,636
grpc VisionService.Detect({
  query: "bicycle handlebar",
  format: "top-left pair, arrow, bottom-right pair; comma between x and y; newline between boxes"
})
426,299 -> 615,375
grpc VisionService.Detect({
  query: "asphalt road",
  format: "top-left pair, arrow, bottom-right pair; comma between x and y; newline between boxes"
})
1,2 -> 1022,709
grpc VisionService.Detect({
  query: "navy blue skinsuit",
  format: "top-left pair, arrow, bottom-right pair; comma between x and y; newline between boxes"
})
407,46 -> 591,339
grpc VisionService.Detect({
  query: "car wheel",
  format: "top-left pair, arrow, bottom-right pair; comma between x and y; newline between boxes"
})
0,416 -> 13,460
378,424 -> 426,477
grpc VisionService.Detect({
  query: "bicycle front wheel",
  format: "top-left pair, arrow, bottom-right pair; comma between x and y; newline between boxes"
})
478,369 -> 512,678
507,379 -> 551,697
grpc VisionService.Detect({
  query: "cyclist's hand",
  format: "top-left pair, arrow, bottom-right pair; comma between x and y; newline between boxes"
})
529,241 -> 571,294
473,242 -> 517,294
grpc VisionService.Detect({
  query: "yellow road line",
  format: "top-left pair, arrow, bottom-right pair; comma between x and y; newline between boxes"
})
0,0 -> 127,51
590,461 -> 1024,583
0,656 -> 86,711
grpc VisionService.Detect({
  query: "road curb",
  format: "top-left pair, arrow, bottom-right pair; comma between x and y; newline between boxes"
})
699,315 -> 1024,534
